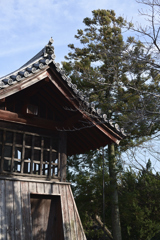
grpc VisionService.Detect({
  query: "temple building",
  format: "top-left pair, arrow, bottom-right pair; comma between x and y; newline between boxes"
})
0,38 -> 125,240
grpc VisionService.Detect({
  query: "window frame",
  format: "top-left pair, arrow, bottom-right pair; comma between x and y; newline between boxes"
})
0,128 -> 60,180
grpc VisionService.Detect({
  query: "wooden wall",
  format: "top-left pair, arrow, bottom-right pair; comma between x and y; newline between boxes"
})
0,178 -> 86,240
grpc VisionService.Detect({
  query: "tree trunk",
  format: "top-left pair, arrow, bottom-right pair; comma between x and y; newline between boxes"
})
108,143 -> 122,240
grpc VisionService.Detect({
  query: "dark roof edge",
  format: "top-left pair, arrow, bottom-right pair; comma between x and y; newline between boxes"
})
0,38 -> 55,88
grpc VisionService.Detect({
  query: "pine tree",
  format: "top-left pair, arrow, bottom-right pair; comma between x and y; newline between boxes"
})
63,9 -> 160,239
63,9 -> 160,144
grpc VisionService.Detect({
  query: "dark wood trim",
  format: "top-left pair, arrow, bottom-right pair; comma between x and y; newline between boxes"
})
0,98 -> 5,103
11,132 -> 16,173
59,132 -> 67,182
40,137 -> 44,176
0,124 -> 58,139
30,136 -> 35,174
21,133 -> 25,174
48,138 -> 52,180
0,171 -> 59,180
0,109 -> 62,131
0,130 -> 5,173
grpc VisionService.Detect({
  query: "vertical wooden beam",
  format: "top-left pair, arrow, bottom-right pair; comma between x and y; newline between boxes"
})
40,137 -> 44,176
11,132 -> 16,173
0,130 -> 6,173
30,136 -> 35,174
58,150 -> 61,179
59,132 -> 67,182
48,138 -> 52,180
21,133 -> 25,174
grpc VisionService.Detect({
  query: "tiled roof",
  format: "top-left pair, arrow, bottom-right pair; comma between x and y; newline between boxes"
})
0,38 -> 126,139
0,43 -> 55,88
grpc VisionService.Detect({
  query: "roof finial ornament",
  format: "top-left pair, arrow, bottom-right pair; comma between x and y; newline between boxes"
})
44,37 -> 54,57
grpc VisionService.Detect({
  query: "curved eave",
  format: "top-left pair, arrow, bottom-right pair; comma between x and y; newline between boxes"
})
0,47 -> 55,92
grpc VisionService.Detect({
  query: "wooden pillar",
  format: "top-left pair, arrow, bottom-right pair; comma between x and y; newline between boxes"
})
59,131 -> 67,182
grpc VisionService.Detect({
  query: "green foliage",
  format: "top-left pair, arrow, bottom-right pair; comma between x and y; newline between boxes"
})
63,9 -> 160,239
119,169 -> 160,240
63,9 -> 160,152
68,158 -> 160,239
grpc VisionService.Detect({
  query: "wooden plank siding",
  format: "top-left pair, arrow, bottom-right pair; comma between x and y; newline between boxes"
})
0,179 -> 86,240
5,180 -> 14,240
68,185 -> 87,240
0,180 -> 6,240
21,181 -> 33,240
13,181 -> 23,240
59,184 -> 71,240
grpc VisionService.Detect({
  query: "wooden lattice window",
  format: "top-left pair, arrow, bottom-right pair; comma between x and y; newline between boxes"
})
0,129 -> 59,179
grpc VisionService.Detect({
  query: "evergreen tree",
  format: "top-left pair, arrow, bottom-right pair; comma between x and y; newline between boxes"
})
69,159 -> 160,239
63,9 -> 160,147
119,165 -> 160,240
63,9 -> 160,239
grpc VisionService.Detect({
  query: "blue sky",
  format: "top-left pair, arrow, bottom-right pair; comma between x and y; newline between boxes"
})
0,0 -> 143,77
